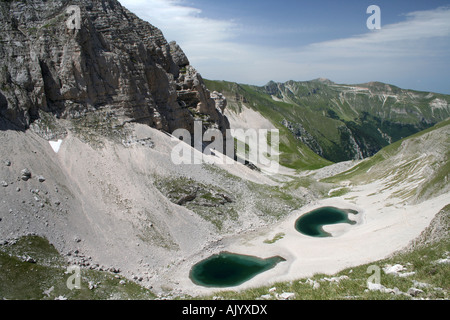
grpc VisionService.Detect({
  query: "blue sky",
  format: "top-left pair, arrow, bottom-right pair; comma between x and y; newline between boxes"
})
118,0 -> 450,94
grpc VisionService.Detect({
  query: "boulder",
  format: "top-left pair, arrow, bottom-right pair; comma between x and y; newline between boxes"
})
383,264 -> 406,274
367,282 -> 385,291
407,287 -> 424,297
170,41 -> 190,68
305,278 -> 321,289
367,282 -> 405,296
21,169 -> 32,181
279,292 -> 295,300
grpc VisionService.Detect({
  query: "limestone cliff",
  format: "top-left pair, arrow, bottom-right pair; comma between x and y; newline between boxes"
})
0,0 -> 229,136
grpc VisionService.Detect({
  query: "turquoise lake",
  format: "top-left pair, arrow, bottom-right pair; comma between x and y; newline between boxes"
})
190,252 -> 285,288
295,206 -> 358,237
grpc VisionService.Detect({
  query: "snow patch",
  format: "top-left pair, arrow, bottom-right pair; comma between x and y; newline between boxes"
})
49,140 -> 63,153
271,95 -> 283,102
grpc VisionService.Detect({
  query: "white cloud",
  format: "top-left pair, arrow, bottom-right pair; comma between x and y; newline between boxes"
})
284,7 -> 450,88
118,1 -> 450,92
306,7 -> 450,58
118,0 -> 236,45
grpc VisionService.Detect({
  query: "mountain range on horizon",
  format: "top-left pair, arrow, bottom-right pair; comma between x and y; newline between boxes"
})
205,78 -> 450,164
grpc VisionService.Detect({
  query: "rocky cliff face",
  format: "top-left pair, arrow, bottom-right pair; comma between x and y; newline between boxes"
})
0,0 -> 229,137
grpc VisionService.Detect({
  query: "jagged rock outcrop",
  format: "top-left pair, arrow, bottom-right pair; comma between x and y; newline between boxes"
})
281,119 -> 324,157
0,0 -> 229,138
210,91 -> 227,114
175,65 -> 229,136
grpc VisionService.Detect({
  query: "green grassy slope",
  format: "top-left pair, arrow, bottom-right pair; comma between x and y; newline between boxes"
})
323,119 -> 450,203
0,236 -> 156,300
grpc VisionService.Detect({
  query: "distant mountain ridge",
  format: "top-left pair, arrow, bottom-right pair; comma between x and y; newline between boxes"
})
205,79 -> 450,164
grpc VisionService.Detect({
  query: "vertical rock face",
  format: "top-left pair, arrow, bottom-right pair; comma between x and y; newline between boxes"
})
0,0 -> 229,137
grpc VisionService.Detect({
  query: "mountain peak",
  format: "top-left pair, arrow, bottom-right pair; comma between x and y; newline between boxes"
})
313,78 -> 335,85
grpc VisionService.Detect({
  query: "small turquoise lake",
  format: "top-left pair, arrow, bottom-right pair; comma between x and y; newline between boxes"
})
295,206 -> 359,237
190,252 -> 285,288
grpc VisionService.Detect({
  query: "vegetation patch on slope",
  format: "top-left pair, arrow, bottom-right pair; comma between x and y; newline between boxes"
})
0,235 -> 156,300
